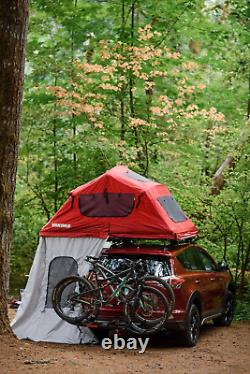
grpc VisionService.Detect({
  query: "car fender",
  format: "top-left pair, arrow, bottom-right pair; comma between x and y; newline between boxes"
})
184,291 -> 202,326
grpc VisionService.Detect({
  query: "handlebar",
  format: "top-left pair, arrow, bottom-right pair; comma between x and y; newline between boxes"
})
85,256 -> 146,274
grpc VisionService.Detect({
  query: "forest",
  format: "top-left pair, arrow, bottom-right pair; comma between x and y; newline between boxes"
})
8,0 -> 249,319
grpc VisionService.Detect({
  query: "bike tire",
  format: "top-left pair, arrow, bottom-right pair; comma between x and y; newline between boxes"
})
124,285 -> 170,335
141,276 -> 175,315
52,276 -> 99,325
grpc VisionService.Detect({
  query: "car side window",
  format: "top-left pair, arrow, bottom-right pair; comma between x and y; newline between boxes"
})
177,247 -> 214,272
198,250 -> 217,272
177,248 -> 203,271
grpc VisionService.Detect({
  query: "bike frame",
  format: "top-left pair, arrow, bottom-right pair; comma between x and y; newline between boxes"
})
86,261 -> 139,305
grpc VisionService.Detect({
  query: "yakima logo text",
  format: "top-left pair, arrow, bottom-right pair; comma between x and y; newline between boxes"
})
51,223 -> 71,228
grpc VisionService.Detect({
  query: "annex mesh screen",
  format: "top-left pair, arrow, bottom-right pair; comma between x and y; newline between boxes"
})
45,256 -> 78,308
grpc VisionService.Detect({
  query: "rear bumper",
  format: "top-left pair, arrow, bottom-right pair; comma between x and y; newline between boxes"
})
87,316 -> 185,332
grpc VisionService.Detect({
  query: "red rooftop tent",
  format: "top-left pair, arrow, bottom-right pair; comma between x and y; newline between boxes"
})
40,165 -> 198,241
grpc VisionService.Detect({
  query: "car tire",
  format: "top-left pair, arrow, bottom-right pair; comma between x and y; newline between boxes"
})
179,304 -> 200,347
213,291 -> 235,327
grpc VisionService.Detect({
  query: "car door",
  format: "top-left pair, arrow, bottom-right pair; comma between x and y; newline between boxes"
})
176,247 -> 215,317
197,249 -> 226,313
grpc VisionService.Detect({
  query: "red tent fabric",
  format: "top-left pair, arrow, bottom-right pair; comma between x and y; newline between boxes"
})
40,166 -> 198,240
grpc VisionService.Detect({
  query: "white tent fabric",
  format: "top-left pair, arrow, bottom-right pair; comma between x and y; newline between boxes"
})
11,236 -> 106,344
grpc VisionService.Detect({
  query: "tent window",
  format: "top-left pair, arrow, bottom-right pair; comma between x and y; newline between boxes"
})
124,170 -> 153,183
79,193 -> 135,217
45,256 -> 78,308
157,196 -> 187,223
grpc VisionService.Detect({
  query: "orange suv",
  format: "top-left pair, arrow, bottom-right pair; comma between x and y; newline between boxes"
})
89,241 -> 236,346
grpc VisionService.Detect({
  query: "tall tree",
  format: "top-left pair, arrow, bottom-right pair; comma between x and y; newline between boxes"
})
0,0 -> 29,334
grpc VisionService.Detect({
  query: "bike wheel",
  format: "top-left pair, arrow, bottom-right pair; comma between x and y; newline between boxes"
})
141,276 -> 175,315
52,276 -> 99,325
124,285 -> 169,335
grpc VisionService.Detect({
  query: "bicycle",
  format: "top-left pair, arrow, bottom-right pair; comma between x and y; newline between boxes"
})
52,256 -> 175,335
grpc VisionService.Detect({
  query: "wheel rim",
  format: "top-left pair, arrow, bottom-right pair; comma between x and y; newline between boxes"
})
58,280 -> 98,322
190,311 -> 199,343
125,286 -> 169,335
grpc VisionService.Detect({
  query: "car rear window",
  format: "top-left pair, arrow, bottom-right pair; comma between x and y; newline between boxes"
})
100,255 -> 171,277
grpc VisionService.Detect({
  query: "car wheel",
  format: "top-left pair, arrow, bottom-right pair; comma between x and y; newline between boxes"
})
213,291 -> 235,327
179,304 -> 200,347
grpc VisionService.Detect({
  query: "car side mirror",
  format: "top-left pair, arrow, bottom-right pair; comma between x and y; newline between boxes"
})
217,260 -> 229,272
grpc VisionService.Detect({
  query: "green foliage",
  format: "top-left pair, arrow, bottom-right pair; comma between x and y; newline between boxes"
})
11,0 -> 250,307
235,284 -> 250,321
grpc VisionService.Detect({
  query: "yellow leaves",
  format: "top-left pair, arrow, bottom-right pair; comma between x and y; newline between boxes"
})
81,63 -> 104,73
138,24 -> 154,41
145,81 -> 155,91
175,99 -> 183,106
118,62 -> 130,70
94,122 -> 104,129
131,46 -> 162,61
187,104 -> 198,111
138,24 -> 162,42
179,107 -> 225,122
166,51 -> 181,59
99,40 -> 110,60
100,51 -> 110,60
99,83 -> 119,91
129,117 -> 156,128
185,85 -> 195,94
204,125 -> 227,137
76,74 -> 93,85
84,93 -> 106,100
151,106 -> 163,116
101,75 -> 110,82
47,86 -> 67,98
208,107 -> 225,122
45,23 -> 226,139
114,53 -> 125,61
150,105 -> 171,117
139,72 -> 148,80
171,67 -> 180,75
158,95 -> 169,103
182,61 -> 199,71
129,118 -> 148,127
197,83 -> 206,90
150,70 -> 166,78
76,62 -> 115,76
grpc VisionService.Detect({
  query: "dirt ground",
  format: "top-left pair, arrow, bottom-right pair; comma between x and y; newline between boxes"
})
1,309 -> 249,374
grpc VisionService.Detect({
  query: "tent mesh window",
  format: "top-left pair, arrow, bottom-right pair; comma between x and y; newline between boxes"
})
123,170 -> 154,183
157,196 -> 187,222
79,192 -> 135,217
45,256 -> 78,308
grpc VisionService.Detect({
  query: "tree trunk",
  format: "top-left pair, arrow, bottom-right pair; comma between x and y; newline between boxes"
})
211,120 -> 250,194
0,0 -> 29,334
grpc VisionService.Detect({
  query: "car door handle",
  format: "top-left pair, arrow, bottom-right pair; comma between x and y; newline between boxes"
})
195,280 -> 200,284
210,277 -> 216,281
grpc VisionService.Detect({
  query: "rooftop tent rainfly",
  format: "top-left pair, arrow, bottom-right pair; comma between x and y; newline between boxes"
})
40,165 -> 198,241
